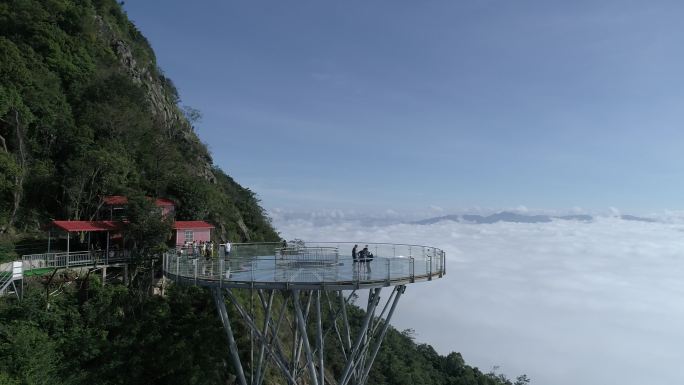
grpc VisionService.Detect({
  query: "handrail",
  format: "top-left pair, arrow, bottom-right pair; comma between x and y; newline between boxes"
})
21,249 -> 132,271
0,263 -> 13,294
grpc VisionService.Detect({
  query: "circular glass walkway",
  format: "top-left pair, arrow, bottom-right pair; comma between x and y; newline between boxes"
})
163,241 -> 446,290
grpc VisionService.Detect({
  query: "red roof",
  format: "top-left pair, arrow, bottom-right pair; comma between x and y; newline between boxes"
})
173,221 -> 214,230
155,198 -> 175,206
103,195 -> 128,205
102,196 -> 175,207
51,220 -> 125,232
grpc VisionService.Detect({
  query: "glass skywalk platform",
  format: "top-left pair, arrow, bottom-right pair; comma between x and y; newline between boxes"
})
163,242 -> 446,290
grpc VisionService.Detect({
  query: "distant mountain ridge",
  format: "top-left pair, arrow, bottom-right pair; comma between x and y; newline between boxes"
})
413,211 -> 656,225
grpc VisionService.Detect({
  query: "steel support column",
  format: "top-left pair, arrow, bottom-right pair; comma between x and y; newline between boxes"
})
224,289 -> 297,385
211,287 -> 248,385
338,288 -> 381,385
359,285 -> 406,384
293,289 -> 320,385
254,290 -> 274,385
316,290 -> 325,385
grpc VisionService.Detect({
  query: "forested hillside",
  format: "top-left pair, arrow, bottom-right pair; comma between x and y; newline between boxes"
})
0,282 -> 528,385
0,2 -> 528,384
0,0 -> 278,249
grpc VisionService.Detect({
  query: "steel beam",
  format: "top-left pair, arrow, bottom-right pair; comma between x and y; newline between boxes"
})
359,285 -> 405,384
293,289 -> 320,385
223,289 -> 297,385
325,291 -> 348,360
254,290 -> 274,385
341,291 -> 353,350
211,288 -> 248,385
316,291 -> 325,385
338,288 -> 381,385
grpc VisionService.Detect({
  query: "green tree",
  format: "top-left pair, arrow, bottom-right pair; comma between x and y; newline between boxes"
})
0,321 -> 61,385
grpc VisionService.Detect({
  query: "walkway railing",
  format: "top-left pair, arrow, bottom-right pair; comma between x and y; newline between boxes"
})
276,246 -> 339,266
22,249 -> 131,271
0,263 -> 13,294
163,242 -> 446,289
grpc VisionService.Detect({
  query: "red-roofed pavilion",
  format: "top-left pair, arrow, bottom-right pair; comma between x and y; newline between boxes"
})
47,220 -> 127,257
51,220 -> 124,232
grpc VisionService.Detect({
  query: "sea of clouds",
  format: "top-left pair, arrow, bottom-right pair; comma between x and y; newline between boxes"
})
274,215 -> 684,385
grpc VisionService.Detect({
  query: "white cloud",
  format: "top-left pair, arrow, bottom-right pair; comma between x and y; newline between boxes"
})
429,205 -> 444,212
571,206 -> 584,213
514,205 -> 528,213
274,217 -> 684,385
609,206 -> 621,216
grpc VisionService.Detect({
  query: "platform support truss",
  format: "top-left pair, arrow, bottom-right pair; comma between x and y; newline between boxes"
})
211,285 -> 406,385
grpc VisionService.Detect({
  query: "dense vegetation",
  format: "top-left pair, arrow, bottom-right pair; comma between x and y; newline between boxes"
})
0,280 -> 528,385
0,1 -> 529,384
0,0 -> 279,254
0,280 -> 230,385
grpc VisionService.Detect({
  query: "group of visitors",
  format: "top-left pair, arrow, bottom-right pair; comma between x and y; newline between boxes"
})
352,244 -> 374,263
183,240 -> 216,259
352,244 -> 374,272
181,240 -> 231,259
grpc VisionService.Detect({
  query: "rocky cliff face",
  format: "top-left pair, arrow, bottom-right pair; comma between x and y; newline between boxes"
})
95,14 -> 217,184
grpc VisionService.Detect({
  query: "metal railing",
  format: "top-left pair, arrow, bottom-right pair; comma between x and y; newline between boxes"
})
21,249 -> 132,271
0,263 -> 13,294
275,246 -> 339,266
163,241 -> 446,289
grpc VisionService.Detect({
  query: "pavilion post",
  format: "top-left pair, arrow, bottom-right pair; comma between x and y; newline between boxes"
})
106,231 -> 110,264
47,230 -> 51,253
66,231 -> 70,266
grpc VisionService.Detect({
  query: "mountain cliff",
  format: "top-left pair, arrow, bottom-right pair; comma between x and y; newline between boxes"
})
0,0 -> 278,243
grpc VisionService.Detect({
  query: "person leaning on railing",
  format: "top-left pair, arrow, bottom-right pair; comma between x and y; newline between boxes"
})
358,245 -> 373,262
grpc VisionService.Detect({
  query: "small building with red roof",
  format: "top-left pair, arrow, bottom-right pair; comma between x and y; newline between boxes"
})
154,198 -> 176,218
100,195 -> 176,220
173,221 -> 215,247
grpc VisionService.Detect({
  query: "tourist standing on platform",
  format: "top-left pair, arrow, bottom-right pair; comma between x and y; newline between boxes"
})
359,246 -> 369,261
225,241 -> 231,257
360,245 -> 373,272
352,244 -> 358,262
358,246 -> 367,270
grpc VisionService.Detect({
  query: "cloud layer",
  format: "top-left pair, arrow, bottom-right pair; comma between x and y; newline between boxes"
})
275,217 -> 684,385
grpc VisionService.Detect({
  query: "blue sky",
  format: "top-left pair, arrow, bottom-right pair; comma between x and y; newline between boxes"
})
124,1 -> 684,214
